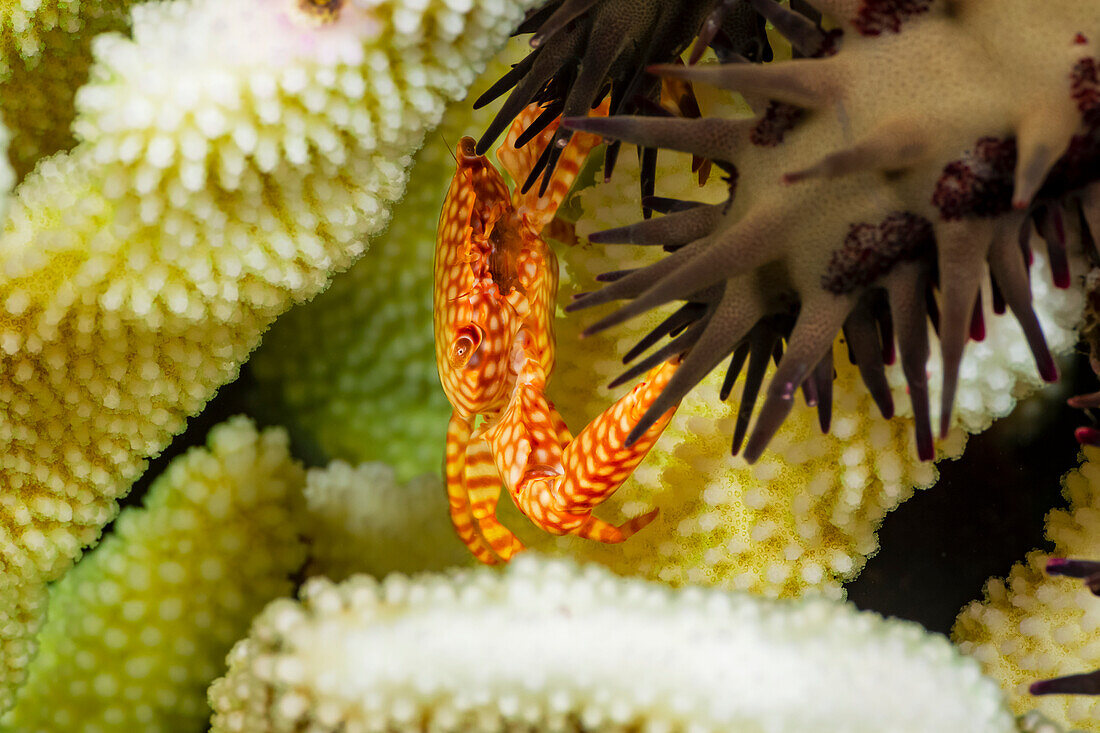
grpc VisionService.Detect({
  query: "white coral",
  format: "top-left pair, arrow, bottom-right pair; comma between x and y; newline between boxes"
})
209,555 -> 1015,733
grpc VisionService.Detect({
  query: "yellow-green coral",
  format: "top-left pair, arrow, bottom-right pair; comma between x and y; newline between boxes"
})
302,461 -> 469,581
4,417 -> 307,732
0,0 -> 122,66
248,44 -> 525,478
0,0 -> 138,179
954,446 -> 1100,732
0,0 -> 531,711
247,129 -> 455,475
208,555 -> 1016,733
539,144 -> 1081,598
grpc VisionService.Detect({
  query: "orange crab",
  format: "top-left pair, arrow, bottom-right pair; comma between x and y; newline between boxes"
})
434,103 -> 680,564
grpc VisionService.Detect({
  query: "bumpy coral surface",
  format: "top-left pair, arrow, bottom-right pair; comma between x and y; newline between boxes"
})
563,0 -> 1100,464
1018,711 -> 1073,733
0,118 -> 12,220
248,47 -> 530,477
0,0 -> 531,712
955,446 -> 1100,732
0,0 -> 137,179
248,142 -> 452,474
208,555 -> 1014,733
4,417 -> 308,732
302,461 -> 469,581
540,150 -> 1081,596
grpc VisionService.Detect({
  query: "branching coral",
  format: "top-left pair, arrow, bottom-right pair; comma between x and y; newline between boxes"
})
0,0 -> 532,712
208,555 -> 1015,733
301,461 -> 469,581
2,417 -> 307,732
955,446 -> 1100,732
538,149 -> 1082,596
562,0 -> 1100,464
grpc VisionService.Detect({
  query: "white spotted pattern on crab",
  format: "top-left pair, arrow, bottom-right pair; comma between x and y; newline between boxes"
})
563,0 -> 1100,463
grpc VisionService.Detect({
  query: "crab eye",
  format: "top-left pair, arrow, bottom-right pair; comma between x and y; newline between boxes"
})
449,325 -> 483,369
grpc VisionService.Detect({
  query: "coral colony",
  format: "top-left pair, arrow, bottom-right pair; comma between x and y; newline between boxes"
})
0,0 -> 1099,731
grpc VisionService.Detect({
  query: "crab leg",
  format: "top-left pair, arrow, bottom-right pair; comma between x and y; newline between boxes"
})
445,413 -> 525,564
552,357 -> 677,541
498,99 -> 610,233
444,413 -> 499,564
463,429 -> 527,560
487,341 -> 678,541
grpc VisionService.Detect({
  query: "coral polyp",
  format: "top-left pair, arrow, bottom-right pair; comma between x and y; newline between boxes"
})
563,0 -> 1100,462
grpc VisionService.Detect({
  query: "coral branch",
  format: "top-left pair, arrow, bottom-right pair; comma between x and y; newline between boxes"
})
4,417 -> 308,731
954,446 -> 1100,731
208,555 -> 1015,732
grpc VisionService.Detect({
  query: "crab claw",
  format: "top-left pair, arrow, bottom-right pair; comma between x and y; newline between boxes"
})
488,354 -> 680,543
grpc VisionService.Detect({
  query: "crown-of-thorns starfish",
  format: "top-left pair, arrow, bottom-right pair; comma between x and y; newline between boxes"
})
563,0 -> 1100,463
474,0 -> 772,198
